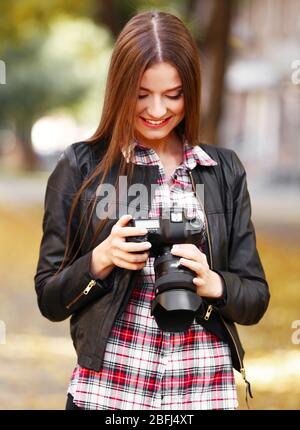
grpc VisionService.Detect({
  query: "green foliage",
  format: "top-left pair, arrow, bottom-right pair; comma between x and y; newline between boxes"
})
0,16 -> 112,138
0,0 -> 89,53
0,36 -> 86,128
0,0 -> 195,151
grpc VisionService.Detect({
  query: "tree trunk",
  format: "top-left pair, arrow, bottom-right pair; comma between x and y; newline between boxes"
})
185,0 -> 233,145
202,0 -> 233,145
92,0 -> 137,38
15,124 -> 39,171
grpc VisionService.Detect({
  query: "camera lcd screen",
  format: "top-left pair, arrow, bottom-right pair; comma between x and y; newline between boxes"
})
135,219 -> 160,229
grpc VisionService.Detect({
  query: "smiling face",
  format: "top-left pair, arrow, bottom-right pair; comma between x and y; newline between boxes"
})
134,62 -> 185,148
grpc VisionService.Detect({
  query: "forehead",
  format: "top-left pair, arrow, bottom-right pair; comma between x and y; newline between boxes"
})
140,62 -> 182,89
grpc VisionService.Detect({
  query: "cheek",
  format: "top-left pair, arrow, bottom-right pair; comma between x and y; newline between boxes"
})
135,99 -> 185,114
135,101 -> 146,115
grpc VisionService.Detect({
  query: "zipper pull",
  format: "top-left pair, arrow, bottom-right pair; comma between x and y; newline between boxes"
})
240,367 -> 253,409
66,279 -> 97,309
204,304 -> 213,320
83,280 -> 96,295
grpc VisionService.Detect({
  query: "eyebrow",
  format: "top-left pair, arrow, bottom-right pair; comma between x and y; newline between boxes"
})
139,85 -> 182,92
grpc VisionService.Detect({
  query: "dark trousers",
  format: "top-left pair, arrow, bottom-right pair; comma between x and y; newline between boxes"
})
65,393 -> 82,410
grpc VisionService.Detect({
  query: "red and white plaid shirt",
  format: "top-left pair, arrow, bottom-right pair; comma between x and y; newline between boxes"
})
68,138 -> 238,410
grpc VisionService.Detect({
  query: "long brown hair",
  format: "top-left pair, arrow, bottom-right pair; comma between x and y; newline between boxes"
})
60,10 -> 202,271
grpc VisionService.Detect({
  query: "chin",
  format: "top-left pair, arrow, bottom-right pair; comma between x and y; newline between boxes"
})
138,132 -> 171,142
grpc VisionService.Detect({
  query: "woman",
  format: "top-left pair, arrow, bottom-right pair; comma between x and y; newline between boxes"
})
34,10 -> 270,410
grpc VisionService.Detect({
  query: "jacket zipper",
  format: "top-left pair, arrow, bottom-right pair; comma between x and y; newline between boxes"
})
66,279 -> 97,309
188,169 -> 251,391
219,314 -> 249,383
219,313 -> 253,404
204,304 -> 213,320
188,170 -> 214,322
188,170 -> 213,269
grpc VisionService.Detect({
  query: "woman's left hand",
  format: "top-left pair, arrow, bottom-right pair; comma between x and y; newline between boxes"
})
170,244 -> 224,299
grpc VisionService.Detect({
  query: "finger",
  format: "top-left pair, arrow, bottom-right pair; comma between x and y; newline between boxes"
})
113,256 -> 147,271
171,245 -> 203,262
115,214 -> 133,227
120,240 -> 152,253
193,277 -> 205,287
117,226 -> 148,238
113,249 -> 149,264
179,258 -> 206,277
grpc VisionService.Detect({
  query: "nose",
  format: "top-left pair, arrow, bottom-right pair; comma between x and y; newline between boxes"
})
146,95 -> 168,119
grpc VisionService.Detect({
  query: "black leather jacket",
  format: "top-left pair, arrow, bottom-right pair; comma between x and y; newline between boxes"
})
34,140 -> 270,380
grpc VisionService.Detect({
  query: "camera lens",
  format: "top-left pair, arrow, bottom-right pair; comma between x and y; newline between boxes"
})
151,248 -> 203,332
154,249 -> 195,294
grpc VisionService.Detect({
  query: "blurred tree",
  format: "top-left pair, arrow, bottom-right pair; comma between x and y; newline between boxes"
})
0,0 -> 89,50
0,33 -> 90,169
0,0 -> 234,170
185,0 -> 233,145
0,1 -> 89,169
92,0 -> 138,37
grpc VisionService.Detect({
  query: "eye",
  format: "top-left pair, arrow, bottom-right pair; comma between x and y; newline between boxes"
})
167,92 -> 183,100
138,92 -> 183,100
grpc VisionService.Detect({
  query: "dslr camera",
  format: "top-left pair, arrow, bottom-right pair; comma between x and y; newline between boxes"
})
127,209 -> 205,332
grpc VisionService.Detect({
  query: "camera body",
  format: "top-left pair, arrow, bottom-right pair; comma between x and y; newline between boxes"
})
126,210 -> 205,332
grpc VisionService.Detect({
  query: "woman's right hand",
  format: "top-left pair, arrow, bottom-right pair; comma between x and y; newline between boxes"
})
90,214 -> 152,279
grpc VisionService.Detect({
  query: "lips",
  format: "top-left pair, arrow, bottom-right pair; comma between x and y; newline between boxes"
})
140,116 -> 172,128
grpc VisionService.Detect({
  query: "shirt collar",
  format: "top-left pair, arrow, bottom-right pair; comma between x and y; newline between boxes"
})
182,139 -> 218,168
121,137 -> 217,168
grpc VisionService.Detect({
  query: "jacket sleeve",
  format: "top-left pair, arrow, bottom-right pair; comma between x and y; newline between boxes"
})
34,144 -> 112,322
214,151 -> 270,325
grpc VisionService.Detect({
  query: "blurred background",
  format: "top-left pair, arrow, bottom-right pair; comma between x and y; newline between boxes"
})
0,0 -> 299,410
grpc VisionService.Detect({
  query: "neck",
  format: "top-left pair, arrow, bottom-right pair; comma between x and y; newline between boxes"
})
135,132 -> 183,156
